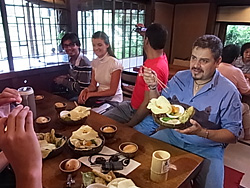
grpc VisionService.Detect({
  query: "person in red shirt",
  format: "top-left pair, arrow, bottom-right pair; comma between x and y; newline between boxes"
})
103,23 -> 169,127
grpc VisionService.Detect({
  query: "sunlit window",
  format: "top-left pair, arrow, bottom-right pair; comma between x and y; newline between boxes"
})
224,25 -> 250,47
78,0 -> 145,70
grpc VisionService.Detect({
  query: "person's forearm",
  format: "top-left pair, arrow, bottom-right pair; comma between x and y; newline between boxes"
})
0,152 -> 9,172
148,88 -> 160,99
89,89 -> 117,98
127,107 -> 149,127
15,169 -> 42,188
196,128 -> 237,143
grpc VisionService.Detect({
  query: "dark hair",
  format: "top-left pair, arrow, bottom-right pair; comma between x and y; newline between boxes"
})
192,35 -> 223,61
241,42 -> 250,57
92,31 -> 116,58
145,23 -> 168,50
222,44 -> 240,64
61,32 -> 80,48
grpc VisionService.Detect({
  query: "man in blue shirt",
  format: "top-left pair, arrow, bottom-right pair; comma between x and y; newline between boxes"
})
134,35 -> 242,188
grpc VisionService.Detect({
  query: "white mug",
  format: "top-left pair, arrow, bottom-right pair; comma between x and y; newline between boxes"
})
150,150 -> 171,182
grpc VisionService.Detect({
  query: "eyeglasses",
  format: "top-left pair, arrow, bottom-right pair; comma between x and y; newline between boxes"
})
63,43 -> 76,49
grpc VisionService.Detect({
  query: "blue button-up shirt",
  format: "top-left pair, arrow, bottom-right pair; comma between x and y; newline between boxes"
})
162,70 -> 242,147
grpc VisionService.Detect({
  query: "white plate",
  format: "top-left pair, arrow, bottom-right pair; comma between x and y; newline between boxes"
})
160,117 -> 181,125
166,104 -> 185,118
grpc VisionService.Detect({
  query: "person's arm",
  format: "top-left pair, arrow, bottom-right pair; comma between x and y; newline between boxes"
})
86,70 -> 121,98
0,105 -> 42,188
176,119 -> 237,143
0,152 -> 8,173
78,69 -> 98,104
0,88 -> 22,106
237,71 -> 250,95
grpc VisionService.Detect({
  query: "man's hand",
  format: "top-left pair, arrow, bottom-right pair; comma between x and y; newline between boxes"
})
54,75 -> 68,84
175,119 -> 206,137
0,88 -> 22,106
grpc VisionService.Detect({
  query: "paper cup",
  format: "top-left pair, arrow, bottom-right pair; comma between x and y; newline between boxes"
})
150,150 -> 171,182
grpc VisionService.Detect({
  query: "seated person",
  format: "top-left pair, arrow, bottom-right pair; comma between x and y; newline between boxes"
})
232,42 -> 250,77
78,31 -> 123,113
54,32 -> 92,100
103,23 -> 169,126
0,88 -> 42,188
218,44 -> 250,140
135,35 -> 242,188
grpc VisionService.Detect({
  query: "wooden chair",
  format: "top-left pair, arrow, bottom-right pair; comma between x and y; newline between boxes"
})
121,70 -> 137,99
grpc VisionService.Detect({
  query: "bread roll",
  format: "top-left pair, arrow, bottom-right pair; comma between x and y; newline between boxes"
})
123,144 -> 137,153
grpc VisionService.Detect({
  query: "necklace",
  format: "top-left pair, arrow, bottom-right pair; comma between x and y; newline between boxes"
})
194,79 -> 212,91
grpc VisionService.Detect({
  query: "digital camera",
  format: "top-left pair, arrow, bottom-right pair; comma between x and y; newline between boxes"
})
134,26 -> 147,33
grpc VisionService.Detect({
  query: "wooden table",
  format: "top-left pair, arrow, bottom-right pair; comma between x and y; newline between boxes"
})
36,91 -> 203,188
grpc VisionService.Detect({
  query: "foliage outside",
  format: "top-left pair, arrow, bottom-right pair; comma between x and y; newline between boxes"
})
225,25 -> 250,47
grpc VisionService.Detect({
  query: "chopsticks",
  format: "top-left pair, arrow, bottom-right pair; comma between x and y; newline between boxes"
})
140,66 -> 168,94
74,101 -> 78,107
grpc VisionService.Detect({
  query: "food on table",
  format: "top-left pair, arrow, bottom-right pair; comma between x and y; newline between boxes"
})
82,170 -> 116,187
69,125 -> 102,150
37,129 -> 66,159
107,178 -> 139,188
147,96 -> 172,114
65,159 -> 80,171
60,106 -> 91,121
122,144 -> 137,153
35,95 -> 44,100
36,116 -> 49,124
103,126 -> 115,133
55,102 -> 65,108
82,172 -> 96,187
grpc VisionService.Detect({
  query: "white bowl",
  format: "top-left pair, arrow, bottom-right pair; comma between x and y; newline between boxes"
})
166,104 -> 185,118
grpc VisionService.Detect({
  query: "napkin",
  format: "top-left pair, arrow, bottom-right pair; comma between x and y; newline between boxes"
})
78,146 -> 141,176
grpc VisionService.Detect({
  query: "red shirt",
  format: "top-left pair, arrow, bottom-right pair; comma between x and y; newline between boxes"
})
131,54 -> 169,109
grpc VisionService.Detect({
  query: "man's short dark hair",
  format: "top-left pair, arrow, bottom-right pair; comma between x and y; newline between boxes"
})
241,42 -> 250,56
192,35 -> 223,61
222,44 -> 240,64
145,23 -> 168,50
61,32 -> 80,47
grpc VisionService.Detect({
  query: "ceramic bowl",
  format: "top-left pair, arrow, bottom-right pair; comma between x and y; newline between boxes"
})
67,134 -> 105,156
100,125 -> 117,139
35,116 -> 51,128
119,142 -> 138,158
55,102 -> 67,113
59,158 -> 81,173
35,95 -> 44,103
59,110 -> 87,126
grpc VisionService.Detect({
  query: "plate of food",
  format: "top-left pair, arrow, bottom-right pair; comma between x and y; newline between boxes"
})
36,129 -> 67,159
82,169 -> 138,188
148,96 -> 195,129
67,125 -> 105,156
59,106 -> 90,125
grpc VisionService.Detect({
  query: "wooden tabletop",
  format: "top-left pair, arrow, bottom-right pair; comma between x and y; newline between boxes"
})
36,91 -> 203,188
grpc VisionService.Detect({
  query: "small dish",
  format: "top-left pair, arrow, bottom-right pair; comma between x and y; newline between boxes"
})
119,142 -> 138,158
35,116 -> 51,128
59,158 -> 81,173
100,125 -> 117,139
166,104 -> 185,118
35,95 -> 44,103
59,110 -> 87,126
55,102 -> 67,113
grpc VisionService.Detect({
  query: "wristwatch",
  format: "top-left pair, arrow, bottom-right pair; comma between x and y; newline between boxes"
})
148,85 -> 157,90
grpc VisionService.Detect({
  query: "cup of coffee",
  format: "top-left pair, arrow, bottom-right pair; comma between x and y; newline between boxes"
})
18,86 -> 37,119
150,150 -> 170,183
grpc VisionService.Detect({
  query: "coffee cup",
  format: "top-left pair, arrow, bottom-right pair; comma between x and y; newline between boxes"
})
150,150 -> 170,183
18,86 -> 37,119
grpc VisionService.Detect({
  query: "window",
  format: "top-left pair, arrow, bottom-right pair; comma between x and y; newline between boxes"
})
78,0 -> 145,70
0,0 -> 69,72
224,24 -> 250,47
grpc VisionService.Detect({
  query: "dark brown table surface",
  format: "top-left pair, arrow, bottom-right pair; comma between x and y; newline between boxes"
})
36,91 -> 203,188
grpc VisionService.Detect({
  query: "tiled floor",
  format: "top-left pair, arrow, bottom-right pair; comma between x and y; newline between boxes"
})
224,139 -> 250,188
